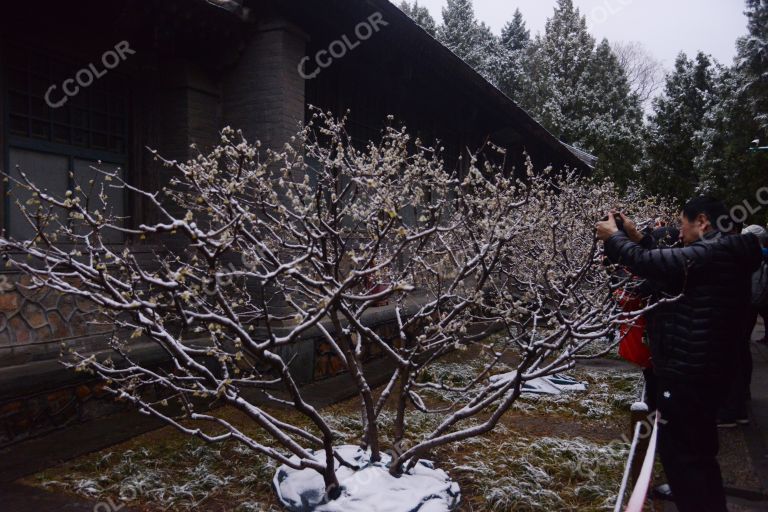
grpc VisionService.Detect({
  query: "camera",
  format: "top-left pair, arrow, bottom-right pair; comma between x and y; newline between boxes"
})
601,212 -> 625,232
614,212 -> 625,232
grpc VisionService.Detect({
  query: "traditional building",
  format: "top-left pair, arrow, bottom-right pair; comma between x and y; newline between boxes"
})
0,0 -> 589,446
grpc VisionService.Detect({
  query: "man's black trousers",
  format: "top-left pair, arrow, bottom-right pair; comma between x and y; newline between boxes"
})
656,377 -> 728,512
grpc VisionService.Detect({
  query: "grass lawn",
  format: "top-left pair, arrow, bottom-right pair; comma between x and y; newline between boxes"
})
24,354 -> 641,511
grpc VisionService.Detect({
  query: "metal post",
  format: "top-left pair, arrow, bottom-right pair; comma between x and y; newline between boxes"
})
630,385 -> 651,484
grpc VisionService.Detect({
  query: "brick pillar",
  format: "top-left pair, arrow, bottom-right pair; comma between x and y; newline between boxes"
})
221,19 -> 308,320
223,18 -> 308,150
140,59 -> 221,249
146,60 -> 221,162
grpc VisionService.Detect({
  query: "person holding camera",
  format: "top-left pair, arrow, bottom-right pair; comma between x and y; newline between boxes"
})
596,196 -> 763,512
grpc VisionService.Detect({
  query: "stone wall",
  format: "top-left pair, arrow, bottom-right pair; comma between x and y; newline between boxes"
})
0,380 -> 118,447
0,308 -> 403,448
0,275 -> 111,368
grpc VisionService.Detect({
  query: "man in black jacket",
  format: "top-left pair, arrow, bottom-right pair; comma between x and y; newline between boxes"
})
596,196 -> 762,512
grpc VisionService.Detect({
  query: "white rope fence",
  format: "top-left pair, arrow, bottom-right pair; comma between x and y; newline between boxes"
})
613,404 -> 659,512
614,381 -> 660,512
613,420 -> 643,512
624,412 -> 659,511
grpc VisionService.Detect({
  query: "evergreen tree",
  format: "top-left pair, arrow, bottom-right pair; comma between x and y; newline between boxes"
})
575,39 -> 644,189
399,1 -> 437,37
641,52 -> 718,201
520,1 -> 643,186
693,1 -> 768,220
524,0 -> 595,134
437,0 -> 501,83
476,21 -> 505,85
694,66 -> 767,220
421,0 -> 644,187
496,9 -> 532,102
501,9 -> 530,52
737,0 -> 768,131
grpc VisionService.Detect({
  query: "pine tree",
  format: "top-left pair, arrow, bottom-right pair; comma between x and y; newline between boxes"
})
437,0 -> 501,83
399,1 -> 437,37
575,39 -> 644,189
737,0 -> 768,131
501,9 -> 530,52
641,52 -> 718,201
694,66 -> 767,220
496,9 -> 532,102
437,0 -> 476,60
431,0 -> 644,185
693,1 -> 768,220
476,21 -> 505,85
524,0 -> 596,134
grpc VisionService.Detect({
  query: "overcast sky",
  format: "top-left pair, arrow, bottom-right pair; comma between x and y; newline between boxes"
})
412,0 -> 749,70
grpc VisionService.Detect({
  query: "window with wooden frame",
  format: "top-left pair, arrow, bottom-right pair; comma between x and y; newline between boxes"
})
3,45 -> 129,242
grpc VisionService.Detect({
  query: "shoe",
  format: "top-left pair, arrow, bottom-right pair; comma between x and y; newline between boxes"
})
717,418 -> 738,428
652,484 -> 674,501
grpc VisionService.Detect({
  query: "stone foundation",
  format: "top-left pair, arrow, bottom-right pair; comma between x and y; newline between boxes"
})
0,297 -> 423,448
0,274 -> 111,368
0,380 -> 120,447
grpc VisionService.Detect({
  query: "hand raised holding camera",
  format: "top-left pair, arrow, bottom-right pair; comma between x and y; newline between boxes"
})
616,212 -> 644,242
595,212 -> 619,241
595,211 -> 643,242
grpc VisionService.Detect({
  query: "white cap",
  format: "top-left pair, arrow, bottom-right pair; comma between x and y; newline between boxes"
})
743,224 -> 766,235
743,224 -> 768,244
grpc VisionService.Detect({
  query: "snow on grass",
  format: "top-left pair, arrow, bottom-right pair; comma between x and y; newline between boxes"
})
419,348 -> 638,426
38,440 -> 280,511
446,425 -> 628,512
507,367 -> 640,423
30,358 -> 640,511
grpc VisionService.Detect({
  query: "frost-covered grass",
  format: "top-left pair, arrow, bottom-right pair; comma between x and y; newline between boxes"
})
28,357 -> 640,512
37,437 -> 280,511
507,367 -> 640,424
420,347 -> 640,428
444,426 -> 628,512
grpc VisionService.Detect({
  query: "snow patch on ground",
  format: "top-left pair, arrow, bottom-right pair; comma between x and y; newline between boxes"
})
489,372 -> 587,395
273,445 -> 461,512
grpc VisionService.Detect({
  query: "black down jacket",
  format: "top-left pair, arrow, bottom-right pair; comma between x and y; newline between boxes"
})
605,230 -> 762,382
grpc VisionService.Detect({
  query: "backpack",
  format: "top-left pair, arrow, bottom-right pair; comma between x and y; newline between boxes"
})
753,261 -> 768,308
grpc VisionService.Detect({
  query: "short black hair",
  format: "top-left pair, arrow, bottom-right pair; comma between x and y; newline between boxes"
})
682,196 -> 730,230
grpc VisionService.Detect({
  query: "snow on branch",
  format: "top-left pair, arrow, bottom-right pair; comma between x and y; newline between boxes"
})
0,108 -> 673,500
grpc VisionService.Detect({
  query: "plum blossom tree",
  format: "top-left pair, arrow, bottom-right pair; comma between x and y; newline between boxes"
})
0,110 -> 670,510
